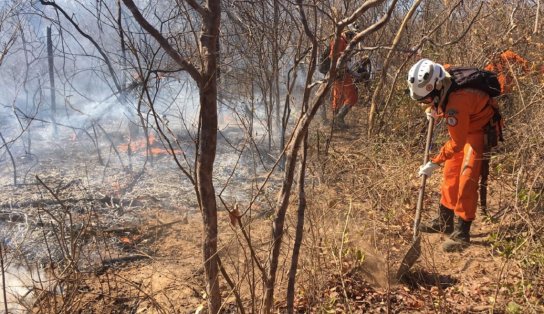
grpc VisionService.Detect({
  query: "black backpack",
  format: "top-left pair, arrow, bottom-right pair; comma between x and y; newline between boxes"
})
352,57 -> 372,83
318,45 -> 331,74
441,66 -> 501,113
447,67 -> 501,97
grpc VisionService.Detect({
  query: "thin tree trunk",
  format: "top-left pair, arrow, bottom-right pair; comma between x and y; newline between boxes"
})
91,124 -> 104,165
286,131 -> 308,313
279,84 -> 292,171
47,26 -> 58,137
535,0 -> 541,34
198,84 -> 221,313
273,0 -> 281,148
121,0 -> 222,311
263,1 -> 396,310
250,82 -> 255,136
1,242 -> 8,314
0,132 -> 17,185
117,0 -> 128,94
20,25 -> 32,154
262,82 -> 329,314
196,2 -> 222,312
267,93 -> 273,150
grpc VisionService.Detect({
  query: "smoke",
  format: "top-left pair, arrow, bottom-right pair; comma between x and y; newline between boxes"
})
0,264 -> 51,313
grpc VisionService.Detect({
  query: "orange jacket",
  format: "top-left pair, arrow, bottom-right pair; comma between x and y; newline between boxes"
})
484,50 -> 530,93
331,34 -> 348,59
330,34 -> 358,109
330,34 -> 349,70
431,89 -> 494,164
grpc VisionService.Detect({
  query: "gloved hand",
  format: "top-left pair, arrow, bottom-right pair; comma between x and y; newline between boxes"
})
425,107 -> 439,121
419,161 -> 439,177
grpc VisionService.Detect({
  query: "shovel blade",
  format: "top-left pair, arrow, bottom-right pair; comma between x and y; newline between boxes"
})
396,236 -> 421,281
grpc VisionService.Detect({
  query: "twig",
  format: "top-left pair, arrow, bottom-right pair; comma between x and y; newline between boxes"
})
94,123 -> 128,171
368,0 -> 421,135
217,256 -> 246,314
0,131 -> 17,185
338,198 -> 353,313
218,198 -> 265,275
490,257 -> 510,313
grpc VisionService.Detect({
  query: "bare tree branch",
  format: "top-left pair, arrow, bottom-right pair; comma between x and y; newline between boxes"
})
39,0 -> 123,93
122,0 -> 202,83
184,0 -> 206,16
368,0 -> 423,135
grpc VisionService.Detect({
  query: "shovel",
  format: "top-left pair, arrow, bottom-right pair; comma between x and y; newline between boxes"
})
396,117 -> 435,280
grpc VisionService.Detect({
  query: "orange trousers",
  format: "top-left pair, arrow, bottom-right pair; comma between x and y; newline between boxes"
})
332,75 -> 358,110
440,133 -> 485,221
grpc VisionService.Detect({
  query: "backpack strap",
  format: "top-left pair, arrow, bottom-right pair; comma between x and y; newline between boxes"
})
435,77 -> 454,113
439,88 -> 452,112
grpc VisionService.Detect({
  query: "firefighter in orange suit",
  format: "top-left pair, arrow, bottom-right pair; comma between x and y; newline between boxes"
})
330,30 -> 358,129
407,59 -> 495,252
484,50 -> 530,94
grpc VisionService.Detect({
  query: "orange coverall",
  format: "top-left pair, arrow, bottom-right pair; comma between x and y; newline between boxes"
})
330,35 -> 358,111
431,89 -> 494,221
484,50 -> 530,94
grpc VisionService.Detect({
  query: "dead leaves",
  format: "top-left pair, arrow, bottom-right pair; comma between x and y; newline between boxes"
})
228,207 -> 241,227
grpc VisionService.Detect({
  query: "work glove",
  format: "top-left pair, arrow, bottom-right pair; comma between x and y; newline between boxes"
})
425,107 -> 440,122
419,161 -> 440,177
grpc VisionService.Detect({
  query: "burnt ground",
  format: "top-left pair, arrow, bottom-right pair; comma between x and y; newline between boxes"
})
0,109 -> 543,313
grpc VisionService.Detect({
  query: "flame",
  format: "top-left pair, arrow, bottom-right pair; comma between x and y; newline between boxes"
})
118,134 -> 182,156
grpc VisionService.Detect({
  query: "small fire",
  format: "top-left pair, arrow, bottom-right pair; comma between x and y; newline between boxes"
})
118,134 -> 182,156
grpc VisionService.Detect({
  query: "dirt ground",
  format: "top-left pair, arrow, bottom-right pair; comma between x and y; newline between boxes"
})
68,181 -> 532,313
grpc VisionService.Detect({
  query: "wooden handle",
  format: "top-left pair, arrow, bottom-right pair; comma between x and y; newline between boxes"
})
413,118 -> 435,240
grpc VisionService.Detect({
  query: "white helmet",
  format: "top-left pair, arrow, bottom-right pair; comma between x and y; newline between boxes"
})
407,59 -> 446,101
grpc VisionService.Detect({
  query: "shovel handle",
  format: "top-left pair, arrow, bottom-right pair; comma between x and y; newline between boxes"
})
413,118 -> 435,240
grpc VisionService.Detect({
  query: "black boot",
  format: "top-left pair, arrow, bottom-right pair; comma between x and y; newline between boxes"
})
333,105 -> 350,129
419,205 -> 454,234
442,217 -> 472,252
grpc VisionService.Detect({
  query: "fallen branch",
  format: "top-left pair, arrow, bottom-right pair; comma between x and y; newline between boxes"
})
102,218 -> 187,236
95,254 -> 151,275
0,195 -> 145,210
